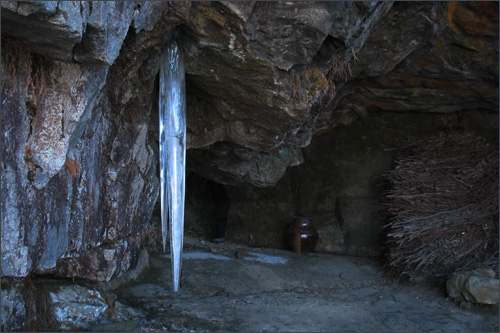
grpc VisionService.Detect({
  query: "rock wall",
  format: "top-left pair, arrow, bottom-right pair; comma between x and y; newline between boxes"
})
183,1 -> 395,186
1,1 -> 161,280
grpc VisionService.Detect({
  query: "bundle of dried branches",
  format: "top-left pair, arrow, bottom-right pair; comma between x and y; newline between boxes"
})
383,133 -> 499,281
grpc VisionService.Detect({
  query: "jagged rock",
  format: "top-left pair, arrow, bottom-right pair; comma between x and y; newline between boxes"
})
73,1 -> 136,65
1,1 -> 137,65
50,283 -> 143,331
50,285 -> 111,330
242,2 -> 383,71
1,1 -> 85,62
188,141 -> 303,187
341,2 -> 499,116
0,277 -> 144,332
180,1 -> 393,185
0,279 -> 26,331
28,62 -> 107,189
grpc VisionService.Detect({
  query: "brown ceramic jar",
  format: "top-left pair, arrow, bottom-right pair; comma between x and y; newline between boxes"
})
285,216 -> 319,253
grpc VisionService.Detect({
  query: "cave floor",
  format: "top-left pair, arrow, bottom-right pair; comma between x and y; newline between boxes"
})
109,236 -> 498,332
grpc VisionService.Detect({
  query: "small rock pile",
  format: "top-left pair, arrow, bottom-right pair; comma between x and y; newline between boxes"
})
447,267 -> 499,306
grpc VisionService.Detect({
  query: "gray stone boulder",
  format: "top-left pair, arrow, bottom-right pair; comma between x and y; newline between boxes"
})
447,270 -> 499,305
49,284 -> 143,331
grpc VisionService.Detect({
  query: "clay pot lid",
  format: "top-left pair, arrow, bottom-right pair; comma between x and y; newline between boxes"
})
293,216 -> 313,227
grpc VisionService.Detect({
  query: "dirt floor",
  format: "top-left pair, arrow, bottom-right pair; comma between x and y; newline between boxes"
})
102,236 -> 499,332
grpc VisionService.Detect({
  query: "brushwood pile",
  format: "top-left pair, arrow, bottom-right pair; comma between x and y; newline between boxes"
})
383,133 -> 499,281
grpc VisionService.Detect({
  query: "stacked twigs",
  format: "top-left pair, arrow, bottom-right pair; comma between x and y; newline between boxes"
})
383,133 -> 499,281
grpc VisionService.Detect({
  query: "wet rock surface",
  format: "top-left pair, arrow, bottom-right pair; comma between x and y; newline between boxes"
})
110,237 -> 498,332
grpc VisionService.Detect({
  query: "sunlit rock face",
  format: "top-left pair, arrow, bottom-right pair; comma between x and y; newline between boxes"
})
1,0 -> 498,286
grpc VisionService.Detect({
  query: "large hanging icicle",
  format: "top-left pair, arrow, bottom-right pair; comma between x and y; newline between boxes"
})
159,39 -> 186,292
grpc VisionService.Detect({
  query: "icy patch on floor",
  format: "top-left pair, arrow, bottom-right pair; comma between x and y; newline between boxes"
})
239,252 -> 288,264
164,251 -> 287,264
165,251 -> 233,261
